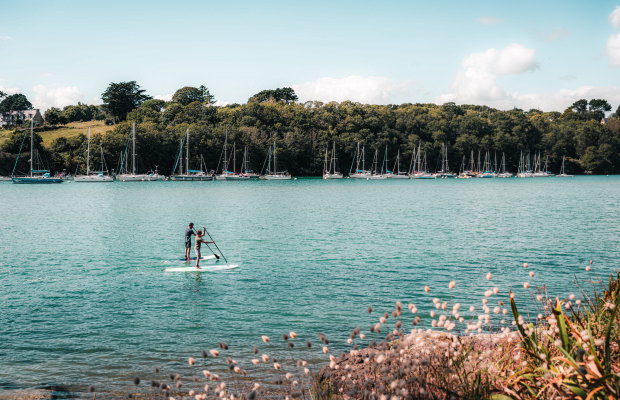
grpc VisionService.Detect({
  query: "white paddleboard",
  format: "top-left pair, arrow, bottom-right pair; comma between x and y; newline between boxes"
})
165,264 -> 239,273
178,255 -> 217,262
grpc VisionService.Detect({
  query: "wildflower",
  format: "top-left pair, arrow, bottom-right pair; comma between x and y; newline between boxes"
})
368,306 -> 373,313
209,349 -> 219,357
430,311 -> 436,317
188,357 -> 195,366
595,339 -> 604,346
424,286 -> 430,293
379,317 -> 386,324
261,354 -> 269,362
586,266 -> 591,271
493,307 -> 500,314
529,271 -> 534,277
523,263 -> 528,268
576,299 -> 582,305
323,346 -> 329,354
449,281 -> 456,289
536,294 -> 543,301
523,282 -> 530,289
376,354 -> 385,363
469,306 -> 475,312
493,287 -> 499,295
261,335 -> 270,343
360,333 -> 365,339
251,359 -> 259,365
484,290 -> 492,297
486,272 -> 492,280
273,363 -> 281,370
285,372 -> 292,380
289,331 -> 297,339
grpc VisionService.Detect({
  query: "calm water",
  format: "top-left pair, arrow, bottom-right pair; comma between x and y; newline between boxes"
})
1,177 -> 619,396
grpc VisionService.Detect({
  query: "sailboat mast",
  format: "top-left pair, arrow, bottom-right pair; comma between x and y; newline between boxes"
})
185,128 -> 189,175
131,122 -> 136,175
223,128 -> 228,174
273,140 -> 277,173
30,119 -> 34,177
86,127 -> 91,175
324,146 -> 328,174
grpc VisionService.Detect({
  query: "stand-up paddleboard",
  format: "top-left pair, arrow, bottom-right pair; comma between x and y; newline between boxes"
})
165,264 -> 239,273
177,255 -> 218,262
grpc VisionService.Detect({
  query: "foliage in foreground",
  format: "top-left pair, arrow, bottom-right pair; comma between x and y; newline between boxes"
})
89,264 -> 619,400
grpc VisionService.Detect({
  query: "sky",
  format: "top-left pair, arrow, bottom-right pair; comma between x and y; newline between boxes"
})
1,0 -> 620,112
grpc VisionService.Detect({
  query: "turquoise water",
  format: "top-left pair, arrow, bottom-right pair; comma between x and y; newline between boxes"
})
1,177 -> 619,396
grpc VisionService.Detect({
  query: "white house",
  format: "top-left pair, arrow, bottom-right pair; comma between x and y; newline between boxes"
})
0,109 -> 44,127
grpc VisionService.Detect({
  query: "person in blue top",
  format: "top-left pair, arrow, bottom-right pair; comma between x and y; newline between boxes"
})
184,222 -> 196,261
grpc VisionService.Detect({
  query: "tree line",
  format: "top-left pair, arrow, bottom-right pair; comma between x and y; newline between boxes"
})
1,83 -> 619,176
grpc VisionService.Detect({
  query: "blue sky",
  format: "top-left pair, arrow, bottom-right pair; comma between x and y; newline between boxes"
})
1,0 -> 619,111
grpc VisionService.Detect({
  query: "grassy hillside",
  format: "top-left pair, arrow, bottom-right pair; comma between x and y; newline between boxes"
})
0,120 -> 113,148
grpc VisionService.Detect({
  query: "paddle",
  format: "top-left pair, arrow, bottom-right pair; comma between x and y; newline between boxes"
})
196,227 -> 220,260
188,227 -> 220,261
203,227 -> 229,264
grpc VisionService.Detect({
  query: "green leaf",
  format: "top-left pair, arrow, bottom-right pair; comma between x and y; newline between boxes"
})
489,395 -> 514,400
565,382 -> 587,398
553,299 -> 571,351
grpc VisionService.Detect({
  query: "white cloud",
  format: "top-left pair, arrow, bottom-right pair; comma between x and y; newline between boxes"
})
0,36 -> 12,41
292,75 -> 414,104
154,93 -> 172,101
514,86 -> 620,112
438,44 -> 537,105
32,85 -> 83,110
0,85 -> 20,95
433,43 -> 620,111
607,7 -> 620,67
607,33 -> 620,67
609,6 -> 620,28
478,17 -> 499,25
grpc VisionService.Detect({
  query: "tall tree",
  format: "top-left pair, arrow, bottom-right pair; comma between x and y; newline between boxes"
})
249,87 -> 298,104
588,99 -> 611,121
172,85 -> 215,106
570,99 -> 588,117
101,81 -> 151,122
0,93 -> 33,113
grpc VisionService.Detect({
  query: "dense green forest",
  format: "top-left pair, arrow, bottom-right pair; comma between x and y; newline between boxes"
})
1,83 -> 619,176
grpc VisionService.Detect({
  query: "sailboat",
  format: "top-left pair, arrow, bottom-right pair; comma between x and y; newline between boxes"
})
433,143 -> 456,178
117,122 -> 165,181
517,151 -> 533,178
241,146 -> 259,178
387,147 -> 409,179
216,130 -> 250,180
557,156 -> 573,177
533,154 -> 554,177
349,141 -> 371,179
410,147 -> 435,179
496,152 -> 513,178
74,127 -> 114,182
478,151 -> 494,178
367,148 -> 387,179
11,120 -> 63,184
171,128 -> 213,181
323,141 -> 343,179
260,140 -> 292,180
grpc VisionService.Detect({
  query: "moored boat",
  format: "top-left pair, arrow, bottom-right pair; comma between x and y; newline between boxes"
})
11,120 -> 63,184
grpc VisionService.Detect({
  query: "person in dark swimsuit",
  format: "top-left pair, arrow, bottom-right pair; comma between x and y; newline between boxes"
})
184,223 -> 196,261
